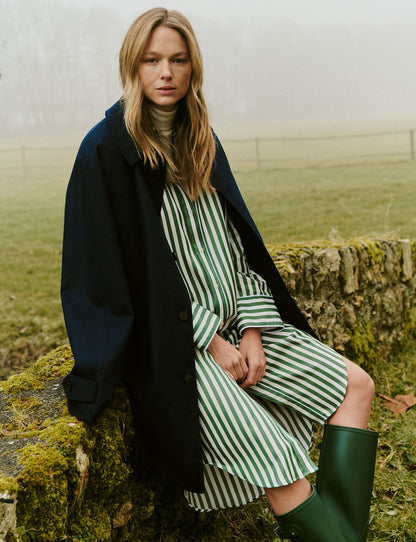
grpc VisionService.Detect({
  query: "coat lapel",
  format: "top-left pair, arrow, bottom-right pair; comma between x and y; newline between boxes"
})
105,101 -> 140,166
106,101 -> 167,214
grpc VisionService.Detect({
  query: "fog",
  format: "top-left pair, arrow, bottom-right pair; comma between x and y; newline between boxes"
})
1,0 -> 416,142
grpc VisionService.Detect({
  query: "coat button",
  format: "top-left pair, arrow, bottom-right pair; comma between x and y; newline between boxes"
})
63,379 -> 73,391
178,310 -> 189,321
184,373 -> 193,384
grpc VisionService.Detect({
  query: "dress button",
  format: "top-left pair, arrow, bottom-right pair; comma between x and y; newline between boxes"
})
184,373 -> 193,384
178,310 -> 189,321
214,283 -> 219,289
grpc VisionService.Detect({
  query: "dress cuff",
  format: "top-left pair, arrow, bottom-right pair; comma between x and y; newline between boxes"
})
235,295 -> 284,336
192,301 -> 222,351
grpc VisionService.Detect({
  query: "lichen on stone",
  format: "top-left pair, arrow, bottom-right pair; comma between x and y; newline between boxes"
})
0,346 -> 74,395
0,476 -> 18,496
365,240 -> 385,266
394,309 -> 416,354
17,443 -> 69,540
4,530 -> 17,542
344,322 -> 379,373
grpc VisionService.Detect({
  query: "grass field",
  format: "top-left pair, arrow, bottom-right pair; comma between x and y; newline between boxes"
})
0,148 -> 73,376
237,160 -> 416,244
0,145 -> 415,539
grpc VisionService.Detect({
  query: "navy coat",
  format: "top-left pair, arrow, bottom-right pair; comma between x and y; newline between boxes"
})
61,100 -> 314,492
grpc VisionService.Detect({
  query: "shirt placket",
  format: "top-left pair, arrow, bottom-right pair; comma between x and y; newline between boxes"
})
181,190 -> 229,322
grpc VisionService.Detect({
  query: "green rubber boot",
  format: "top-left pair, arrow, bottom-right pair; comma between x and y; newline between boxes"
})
273,486 -> 346,541
316,425 -> 378,542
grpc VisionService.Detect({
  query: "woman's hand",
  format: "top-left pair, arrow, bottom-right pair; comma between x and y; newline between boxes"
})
238,328 -> 266,389
206,328 -> 266,388
207,333 -> 248,383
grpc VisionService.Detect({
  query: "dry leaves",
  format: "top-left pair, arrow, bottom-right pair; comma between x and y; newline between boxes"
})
380,393 -> 416,415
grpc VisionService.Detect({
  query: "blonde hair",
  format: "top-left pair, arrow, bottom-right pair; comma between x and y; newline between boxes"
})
119,8 -> 216,200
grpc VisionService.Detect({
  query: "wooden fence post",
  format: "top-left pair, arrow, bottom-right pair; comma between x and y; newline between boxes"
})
254,138 -> 261,169
21,146 -> 27,179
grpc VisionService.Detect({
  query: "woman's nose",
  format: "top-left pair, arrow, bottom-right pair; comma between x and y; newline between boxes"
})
160,60 -> 172,79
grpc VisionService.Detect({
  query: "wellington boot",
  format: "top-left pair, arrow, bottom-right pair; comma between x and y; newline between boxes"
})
273,486 -> 346,541
316,424 -> 378,542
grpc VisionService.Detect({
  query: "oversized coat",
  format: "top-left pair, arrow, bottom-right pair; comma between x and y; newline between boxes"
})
61,100 -> 315,493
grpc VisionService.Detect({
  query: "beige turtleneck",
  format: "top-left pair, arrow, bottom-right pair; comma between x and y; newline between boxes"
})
149,105 -> 177,139
149,105 -> 177,165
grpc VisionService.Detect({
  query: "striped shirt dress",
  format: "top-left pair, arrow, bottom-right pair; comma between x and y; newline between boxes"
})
160,181 -> 348,512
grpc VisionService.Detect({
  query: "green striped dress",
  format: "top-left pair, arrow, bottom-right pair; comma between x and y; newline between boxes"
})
160,180 -> 348,512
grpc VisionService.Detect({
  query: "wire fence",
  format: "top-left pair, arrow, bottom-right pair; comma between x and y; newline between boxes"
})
222,129 -> 415,170
0,129 -> 414,177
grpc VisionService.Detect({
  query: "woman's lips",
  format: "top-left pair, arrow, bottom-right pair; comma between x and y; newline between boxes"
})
156,86 -> 175,94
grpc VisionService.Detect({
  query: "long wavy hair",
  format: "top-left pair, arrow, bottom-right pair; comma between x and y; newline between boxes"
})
119,8 -> 216,200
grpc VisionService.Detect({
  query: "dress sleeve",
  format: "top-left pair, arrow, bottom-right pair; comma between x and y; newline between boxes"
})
191,301 -> 222,351
227,217 -> 284,335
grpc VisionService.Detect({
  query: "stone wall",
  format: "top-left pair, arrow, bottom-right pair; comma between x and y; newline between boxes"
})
269,238 -> 416,371
0,239 -> 415,542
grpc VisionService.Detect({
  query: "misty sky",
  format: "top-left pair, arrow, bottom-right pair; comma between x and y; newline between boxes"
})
1,0 -> 416,140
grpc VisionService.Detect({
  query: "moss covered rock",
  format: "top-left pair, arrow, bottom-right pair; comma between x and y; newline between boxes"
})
0,347 -> 275,542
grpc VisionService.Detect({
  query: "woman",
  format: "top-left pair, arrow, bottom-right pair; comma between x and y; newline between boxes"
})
61,8 -> 378,541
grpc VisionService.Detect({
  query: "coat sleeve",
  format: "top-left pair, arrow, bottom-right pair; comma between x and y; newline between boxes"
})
61,147 -> 134,424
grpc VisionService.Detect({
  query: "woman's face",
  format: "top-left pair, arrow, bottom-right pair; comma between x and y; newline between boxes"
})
138,26 -> 192,112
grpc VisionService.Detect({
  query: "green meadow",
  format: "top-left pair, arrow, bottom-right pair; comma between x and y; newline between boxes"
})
0,148 -> 71,377
236,161 -> 416,244
0,144 -> 415,540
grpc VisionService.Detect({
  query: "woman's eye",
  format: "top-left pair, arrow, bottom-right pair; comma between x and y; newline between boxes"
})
145,58 -> 157,64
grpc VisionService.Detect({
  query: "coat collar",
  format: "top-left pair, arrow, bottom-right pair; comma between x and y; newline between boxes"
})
105,100 -> 141,166
104,100 -> 261,240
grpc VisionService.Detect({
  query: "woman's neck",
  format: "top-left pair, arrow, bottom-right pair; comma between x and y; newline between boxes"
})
149,105 -> 177,137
